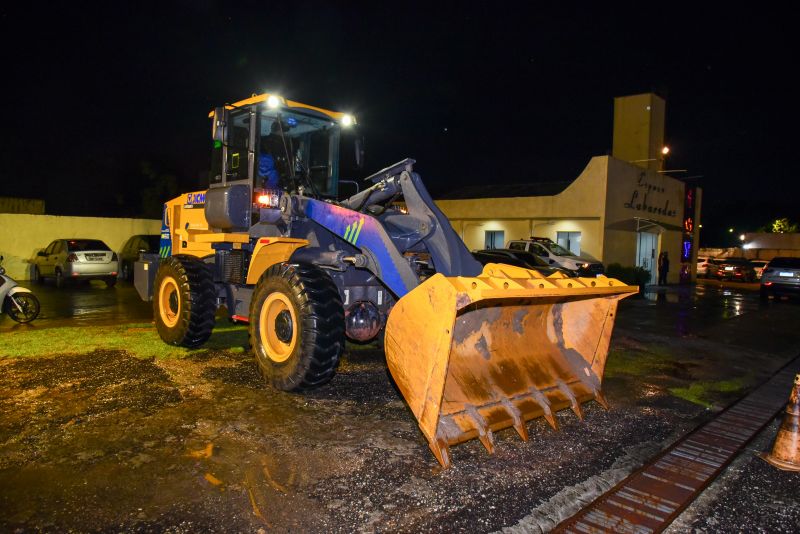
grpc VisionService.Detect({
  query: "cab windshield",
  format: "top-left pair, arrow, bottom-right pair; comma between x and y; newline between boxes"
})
258,110 -> 340,197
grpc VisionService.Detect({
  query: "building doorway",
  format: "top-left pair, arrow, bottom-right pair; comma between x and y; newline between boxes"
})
636,231 -> 658,284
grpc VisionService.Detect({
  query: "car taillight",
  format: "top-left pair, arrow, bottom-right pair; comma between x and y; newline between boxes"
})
66,253 -> 78,262
111,252 -> 118,261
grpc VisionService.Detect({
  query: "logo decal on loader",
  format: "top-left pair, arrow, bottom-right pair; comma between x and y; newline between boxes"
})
159,203 -> 172,258
343,217 -> 365,245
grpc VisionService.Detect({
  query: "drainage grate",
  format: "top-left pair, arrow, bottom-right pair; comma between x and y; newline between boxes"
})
554,356 -> 800,534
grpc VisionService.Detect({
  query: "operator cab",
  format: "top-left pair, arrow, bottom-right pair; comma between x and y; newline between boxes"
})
207,94 -> 363,231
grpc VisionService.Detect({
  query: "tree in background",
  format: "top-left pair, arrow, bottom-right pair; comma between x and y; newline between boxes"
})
771,217 -> 799,233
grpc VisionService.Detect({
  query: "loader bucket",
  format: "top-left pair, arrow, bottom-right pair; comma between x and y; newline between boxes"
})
384,263 -> 638,468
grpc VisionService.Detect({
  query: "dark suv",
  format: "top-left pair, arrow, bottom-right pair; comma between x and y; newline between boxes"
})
760,257 -> 800,299
119,235 -> 161,281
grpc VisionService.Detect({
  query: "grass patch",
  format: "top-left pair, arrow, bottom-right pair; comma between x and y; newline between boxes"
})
668,379 -> 747,408
0,321 -> 249,359
605,347 -> 677,377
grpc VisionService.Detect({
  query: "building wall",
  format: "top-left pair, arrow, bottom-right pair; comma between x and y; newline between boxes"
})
0,214 -> 161,280
437,157 -> 609,258
743,232 -> 800,251
612,93 -> 666,172
604,157 -> 688,283
436,155 -> 700,284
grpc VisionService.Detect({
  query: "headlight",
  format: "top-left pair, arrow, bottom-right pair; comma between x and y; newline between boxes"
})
341,114 -> 355,127
581,263 -> 590,269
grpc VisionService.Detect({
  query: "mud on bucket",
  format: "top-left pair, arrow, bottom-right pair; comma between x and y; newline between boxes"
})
384,264 -> 637,468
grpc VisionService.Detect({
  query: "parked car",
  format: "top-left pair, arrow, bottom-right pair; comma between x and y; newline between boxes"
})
119,234 -> 161,281
750,259 -> 769,280
705,258 -> 725,278
472,249 -> 575,277
714,257 -> 756,282
506,237 -> 604,276
760,257 -> 800,300
696,255 -> 715,278
32,238 -> 119,288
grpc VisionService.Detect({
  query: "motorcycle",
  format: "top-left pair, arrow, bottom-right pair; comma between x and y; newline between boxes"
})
0,255 -> 40,323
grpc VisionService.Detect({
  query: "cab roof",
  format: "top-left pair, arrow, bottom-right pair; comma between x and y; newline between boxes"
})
209,93 -> 349,122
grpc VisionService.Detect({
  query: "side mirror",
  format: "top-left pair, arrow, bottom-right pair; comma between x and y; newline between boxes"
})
354,136 -> 365,169
212,107 -> 230,144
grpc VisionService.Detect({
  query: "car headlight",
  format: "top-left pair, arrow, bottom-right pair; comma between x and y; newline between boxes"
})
581,263 -> 589,269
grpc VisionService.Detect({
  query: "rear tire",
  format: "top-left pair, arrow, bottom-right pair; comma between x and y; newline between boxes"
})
153,256 -> 216,348
4,293 -> 40,323
250,263 -> 344,391
105,277 -> 117,288
54,269 -> 64,289
760,287 -> 770,301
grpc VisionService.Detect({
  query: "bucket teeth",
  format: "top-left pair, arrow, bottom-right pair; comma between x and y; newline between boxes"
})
502,399 -> 529,441
557,380 -> 584,421
466,406 -> 496,454
530,385 -> 560,431
429,438 -> 451,469
594,389 -> 610,410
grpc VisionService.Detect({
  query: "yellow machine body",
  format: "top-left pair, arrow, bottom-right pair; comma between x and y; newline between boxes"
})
161,191 -> 308,283
384,263 -> 637,468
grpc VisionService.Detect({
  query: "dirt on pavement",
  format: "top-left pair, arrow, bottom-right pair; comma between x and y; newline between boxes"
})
1,288 -> 800,533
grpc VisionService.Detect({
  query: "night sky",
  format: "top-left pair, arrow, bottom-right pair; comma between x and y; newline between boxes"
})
0,3 -> 794,246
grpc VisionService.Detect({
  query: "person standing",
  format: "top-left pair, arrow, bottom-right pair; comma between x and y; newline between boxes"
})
658,251 -> 670,285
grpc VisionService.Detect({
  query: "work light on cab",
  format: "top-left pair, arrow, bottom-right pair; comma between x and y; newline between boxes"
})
266,95 -> 281,109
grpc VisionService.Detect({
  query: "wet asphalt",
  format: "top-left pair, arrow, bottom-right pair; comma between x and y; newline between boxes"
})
1,279 -> 799,532
0,278 -> 152,331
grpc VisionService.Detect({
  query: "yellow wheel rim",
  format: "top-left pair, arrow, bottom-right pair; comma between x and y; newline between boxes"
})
158,277 -> 180,328
259,293 -> 298,363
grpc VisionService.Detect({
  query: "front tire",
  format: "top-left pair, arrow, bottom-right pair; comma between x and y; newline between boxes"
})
5,293 -> 40,323
153,256 -> 216,348
250,263 -> 344,391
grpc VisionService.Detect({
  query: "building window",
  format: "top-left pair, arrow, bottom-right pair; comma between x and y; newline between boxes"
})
484,230 -> 504,249
557,231 -> 581,255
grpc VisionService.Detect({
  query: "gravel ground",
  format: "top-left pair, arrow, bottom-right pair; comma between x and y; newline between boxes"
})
1,286 -> 799,532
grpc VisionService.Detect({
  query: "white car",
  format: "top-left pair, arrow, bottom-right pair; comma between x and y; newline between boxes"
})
696,256 -> 715,278
507,238 -> 604,276
32,238 -> 119,288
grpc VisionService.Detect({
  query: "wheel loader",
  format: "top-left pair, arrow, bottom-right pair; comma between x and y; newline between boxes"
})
135,93 -> 638,468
